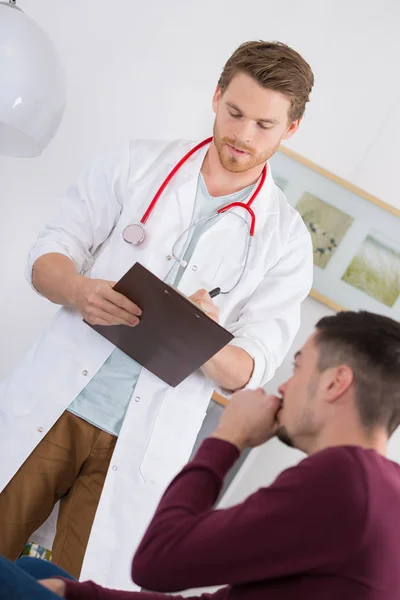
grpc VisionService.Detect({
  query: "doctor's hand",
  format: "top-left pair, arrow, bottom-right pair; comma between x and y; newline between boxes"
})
73,276 -> 142,327
190,289 -> 219,323
211,389 -> 281,451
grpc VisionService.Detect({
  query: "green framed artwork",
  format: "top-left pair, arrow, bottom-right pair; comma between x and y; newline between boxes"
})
270,147 -> 400,321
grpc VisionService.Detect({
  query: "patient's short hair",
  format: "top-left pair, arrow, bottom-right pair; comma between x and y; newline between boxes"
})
315,311 -> 400,436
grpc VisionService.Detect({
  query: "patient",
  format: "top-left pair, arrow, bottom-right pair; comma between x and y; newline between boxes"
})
2,310 -> 400,599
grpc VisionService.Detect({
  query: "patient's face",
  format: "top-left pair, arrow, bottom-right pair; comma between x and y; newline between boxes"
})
275,334 -> 325,451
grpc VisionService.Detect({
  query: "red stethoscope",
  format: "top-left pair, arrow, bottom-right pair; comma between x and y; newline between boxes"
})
122,136 -> 267,295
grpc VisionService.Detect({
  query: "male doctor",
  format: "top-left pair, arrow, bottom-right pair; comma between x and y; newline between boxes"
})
0,41 -> 314,590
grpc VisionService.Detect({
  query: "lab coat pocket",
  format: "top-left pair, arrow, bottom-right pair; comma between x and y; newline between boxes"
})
139,396 -> 206,488
5,331 -> 72,418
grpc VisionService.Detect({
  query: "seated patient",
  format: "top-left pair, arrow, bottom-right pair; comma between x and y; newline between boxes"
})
3,310 -> 400,600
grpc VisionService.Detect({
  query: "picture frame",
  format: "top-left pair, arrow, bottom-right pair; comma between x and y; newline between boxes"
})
270,147 -> 400,321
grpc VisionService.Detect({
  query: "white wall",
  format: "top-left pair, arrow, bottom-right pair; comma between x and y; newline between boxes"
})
1,0 -> 400,503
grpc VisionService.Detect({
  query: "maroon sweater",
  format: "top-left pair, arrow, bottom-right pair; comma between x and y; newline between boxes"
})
65,438 -> 400,600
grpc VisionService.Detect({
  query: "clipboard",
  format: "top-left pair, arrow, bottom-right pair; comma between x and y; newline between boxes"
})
85,262 -> 234,387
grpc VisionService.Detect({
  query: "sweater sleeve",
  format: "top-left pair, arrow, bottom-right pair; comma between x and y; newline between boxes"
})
65,579 -> 224,600
132,440 -> 367,593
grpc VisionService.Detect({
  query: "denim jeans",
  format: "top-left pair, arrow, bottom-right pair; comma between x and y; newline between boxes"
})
0,555 -> 74,600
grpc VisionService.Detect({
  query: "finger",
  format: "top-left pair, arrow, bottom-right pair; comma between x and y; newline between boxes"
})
194,300 -> 214,313
267,400 -> 282,422
102,282 -> 141,316
266,394 -> 282,410
195,302 -> 219,321
105,287 -> 142,317
194,300 -> 208,312
100,312 -> 139,327
84,294 -> 138,325
86,309 -> 139,327
191,288 -> 211,302
92,316 -> 113,326
92,313 -> 128,327
96,298 -> 140,325
86,314 -> 126,326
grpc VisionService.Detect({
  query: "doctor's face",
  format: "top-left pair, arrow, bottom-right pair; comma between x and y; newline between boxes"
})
212,72 -> 300,173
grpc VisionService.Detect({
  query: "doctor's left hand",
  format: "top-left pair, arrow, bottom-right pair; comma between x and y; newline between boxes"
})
190,289 -> 219,323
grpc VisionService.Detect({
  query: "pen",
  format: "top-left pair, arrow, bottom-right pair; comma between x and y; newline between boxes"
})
209,287 -> 221,299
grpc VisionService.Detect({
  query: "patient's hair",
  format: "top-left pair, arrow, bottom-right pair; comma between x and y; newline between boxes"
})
315,311 -> 400,436
218,41 -> 314,122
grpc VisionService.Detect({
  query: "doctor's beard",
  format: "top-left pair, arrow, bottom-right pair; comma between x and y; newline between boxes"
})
213,121 -> 280,173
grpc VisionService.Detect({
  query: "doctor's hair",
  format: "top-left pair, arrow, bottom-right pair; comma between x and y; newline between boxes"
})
218,41 -> 314,122
314,311 -> 400,437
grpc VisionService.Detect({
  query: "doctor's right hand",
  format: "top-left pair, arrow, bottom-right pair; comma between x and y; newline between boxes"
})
73,276 -> 142,327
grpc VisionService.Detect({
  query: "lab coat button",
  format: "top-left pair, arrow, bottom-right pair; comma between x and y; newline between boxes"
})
166,255 -> 172,261
134,396 -> 140,403
82,370 -> 88,376
37,427 -> 44,433
112,465 -> 118,471
192,265 -> 197,271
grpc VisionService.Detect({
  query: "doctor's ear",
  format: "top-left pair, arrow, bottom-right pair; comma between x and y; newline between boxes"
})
282,119 -> 301,140
212,86 -> 222,114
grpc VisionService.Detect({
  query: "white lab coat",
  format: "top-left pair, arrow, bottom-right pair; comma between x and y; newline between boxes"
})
0,138 -> 312,590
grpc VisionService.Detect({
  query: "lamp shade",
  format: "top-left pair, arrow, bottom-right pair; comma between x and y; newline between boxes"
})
0,2 -> 66,157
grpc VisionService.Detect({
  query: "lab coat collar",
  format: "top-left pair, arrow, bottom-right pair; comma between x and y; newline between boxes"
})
165,138 -> 280,222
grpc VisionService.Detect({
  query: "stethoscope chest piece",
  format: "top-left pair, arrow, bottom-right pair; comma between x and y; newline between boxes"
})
122,223 -> 146,245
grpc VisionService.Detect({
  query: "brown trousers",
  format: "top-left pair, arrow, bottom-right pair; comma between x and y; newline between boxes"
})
0,411 -> 116,578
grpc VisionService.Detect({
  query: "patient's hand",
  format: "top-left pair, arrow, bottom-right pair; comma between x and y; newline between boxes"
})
211,388 -> 281,450
39,578 -> 66,597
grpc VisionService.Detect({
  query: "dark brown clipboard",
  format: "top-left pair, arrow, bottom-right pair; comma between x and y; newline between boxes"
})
84,262 -> 234,387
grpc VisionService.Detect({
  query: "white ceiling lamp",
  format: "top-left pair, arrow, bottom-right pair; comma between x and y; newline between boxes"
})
0,0 -> 66,158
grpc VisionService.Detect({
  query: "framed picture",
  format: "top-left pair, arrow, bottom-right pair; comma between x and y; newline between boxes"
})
270,147 -> 400,321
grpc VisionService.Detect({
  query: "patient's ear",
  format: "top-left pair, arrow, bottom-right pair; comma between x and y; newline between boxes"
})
323,364 -> 354,403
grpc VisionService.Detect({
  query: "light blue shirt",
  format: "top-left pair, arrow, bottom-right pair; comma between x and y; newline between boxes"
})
67,175 -> 254,436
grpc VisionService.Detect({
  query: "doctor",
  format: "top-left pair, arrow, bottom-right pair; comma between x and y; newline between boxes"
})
0,41 -> 314,590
